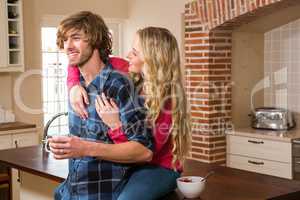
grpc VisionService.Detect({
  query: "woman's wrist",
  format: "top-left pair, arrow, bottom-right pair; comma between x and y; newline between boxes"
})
110,121 -> 122,131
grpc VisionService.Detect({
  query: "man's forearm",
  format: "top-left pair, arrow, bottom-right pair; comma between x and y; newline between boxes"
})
87,141 -> 153,163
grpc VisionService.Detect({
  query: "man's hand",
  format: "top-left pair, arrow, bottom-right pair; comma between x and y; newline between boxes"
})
48,136 -> 88,159
69,85 -> 89,119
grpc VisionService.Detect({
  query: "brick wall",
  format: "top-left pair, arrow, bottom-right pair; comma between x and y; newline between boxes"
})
184,0 -> 297,163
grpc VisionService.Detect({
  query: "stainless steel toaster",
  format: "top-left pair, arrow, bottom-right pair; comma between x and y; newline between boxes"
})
250,107 -> 295,130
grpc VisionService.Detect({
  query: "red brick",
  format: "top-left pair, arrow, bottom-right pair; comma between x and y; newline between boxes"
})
215,142 -> 226,147
204,76 -> 226,81
209,64 -> 227,69
214,32 -> 232,37
191,106 -> 213,111
215,46 -> 232,51
204,52 -> 227,57
192,142 -> 214,148
204,136 -> 226,142
190,58 -> 213,63
190,32 -> 210,37
191,148 -> 204,154
191,112 -> 204,117
186,52 -> 204,57
190,46 -> 212,51
209,38 -> 227,43
185,39 -> 204,44
204,112 -> 225,118
188,76 -> 203,81
214,58 -> 231,63
191,154 -> 210,161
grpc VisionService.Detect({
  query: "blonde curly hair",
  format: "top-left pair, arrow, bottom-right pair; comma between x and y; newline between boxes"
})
137,27 -> 191,168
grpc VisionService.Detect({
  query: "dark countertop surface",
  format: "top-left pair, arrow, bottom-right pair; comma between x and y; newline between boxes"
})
0,122 -> 36,131
0,145 -> 300,200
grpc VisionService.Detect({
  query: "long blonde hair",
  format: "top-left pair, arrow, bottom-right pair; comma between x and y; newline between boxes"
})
137,27 -> 191,167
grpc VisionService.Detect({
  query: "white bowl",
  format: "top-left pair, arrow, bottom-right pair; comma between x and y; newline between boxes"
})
176,176 -> 205,199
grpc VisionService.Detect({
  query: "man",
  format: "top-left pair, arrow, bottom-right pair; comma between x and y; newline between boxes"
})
48,11 -> 153,200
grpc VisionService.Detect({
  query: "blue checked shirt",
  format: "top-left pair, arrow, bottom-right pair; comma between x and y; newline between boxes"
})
55,64 -> 153,200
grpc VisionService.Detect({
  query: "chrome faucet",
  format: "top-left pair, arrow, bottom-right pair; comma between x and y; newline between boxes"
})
42,112 -> 68,149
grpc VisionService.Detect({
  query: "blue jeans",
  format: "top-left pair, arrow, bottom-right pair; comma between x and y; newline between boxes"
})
117,164 -> 180,200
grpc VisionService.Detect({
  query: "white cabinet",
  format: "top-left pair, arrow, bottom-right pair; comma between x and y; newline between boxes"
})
0,128 -> 38,200
0,135 -> 12,150
0,0 -> 24,72
227,134 -> 292,179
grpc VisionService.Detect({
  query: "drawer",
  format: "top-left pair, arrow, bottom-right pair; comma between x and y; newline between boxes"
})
227,154 -> 292,179
292,141 -> 300,157
294,157 -> 300,172
0,135 -> 12,150
227,135 -> 291,163
12,132 -> 38,148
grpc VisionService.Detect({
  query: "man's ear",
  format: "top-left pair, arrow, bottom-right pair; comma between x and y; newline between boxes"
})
93,48 -> 99,56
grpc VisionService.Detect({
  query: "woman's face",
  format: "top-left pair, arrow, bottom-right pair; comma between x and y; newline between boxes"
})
127,34 -> 144,73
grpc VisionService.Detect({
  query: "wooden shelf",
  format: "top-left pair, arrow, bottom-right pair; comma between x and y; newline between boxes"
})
7,3 -> 19,6
0,173 -> 9,183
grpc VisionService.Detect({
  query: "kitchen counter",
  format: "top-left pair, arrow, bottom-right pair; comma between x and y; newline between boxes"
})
0,122 -> 36,131
226,127 -> 300,142
0,146 -> 300,199
0,122 -> 36,136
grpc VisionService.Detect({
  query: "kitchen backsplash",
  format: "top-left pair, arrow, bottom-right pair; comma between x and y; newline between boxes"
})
264,18 -> 300,125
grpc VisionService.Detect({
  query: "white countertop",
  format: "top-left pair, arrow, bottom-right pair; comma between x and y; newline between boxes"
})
226,127 -> 300,142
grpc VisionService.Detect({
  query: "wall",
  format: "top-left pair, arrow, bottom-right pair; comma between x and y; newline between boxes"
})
0,74 -> 13,110
230,3 -> 300,127
264,18 -> 300,124
123,0 -> 188,57
231,31 -> 264,128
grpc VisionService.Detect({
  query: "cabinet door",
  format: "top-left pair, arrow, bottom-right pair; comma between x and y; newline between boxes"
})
12,131 -> 38,200
0,0 -> 8,67
0,134 -> 12,150
12,132 -> 38,148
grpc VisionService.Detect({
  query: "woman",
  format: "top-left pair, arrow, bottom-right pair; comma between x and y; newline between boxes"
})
68,27 -> 191,200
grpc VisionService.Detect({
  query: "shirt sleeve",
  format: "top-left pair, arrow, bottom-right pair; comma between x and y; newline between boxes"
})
114,81 -> 153,151
67,65 -> 80,90
153,108 -> 172,152
108,108 -> 172,153
110,57 -> 129,74
108,127 -> 128,144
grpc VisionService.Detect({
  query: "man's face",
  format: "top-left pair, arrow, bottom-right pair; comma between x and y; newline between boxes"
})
63,29 -> 93,66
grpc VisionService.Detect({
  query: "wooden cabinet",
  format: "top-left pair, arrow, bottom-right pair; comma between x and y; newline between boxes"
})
227,134 -> 292,179
0,0 -> 24,72
0,128 -> 38,200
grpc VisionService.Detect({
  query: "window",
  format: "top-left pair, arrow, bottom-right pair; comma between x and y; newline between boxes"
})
42,27 -> 68,136
41,16 -> 123,135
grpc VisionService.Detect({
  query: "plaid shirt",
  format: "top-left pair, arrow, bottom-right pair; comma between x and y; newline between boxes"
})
55,64 -> 153,200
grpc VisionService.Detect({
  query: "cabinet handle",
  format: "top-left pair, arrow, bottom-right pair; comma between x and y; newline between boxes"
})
248,140 -> 264,144
248,160 -> 264,165
17,170 -> 20,182
14,140 -> 18,148
293,140 -> 300,144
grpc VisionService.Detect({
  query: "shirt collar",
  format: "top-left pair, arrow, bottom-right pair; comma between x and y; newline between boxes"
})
80,63 -> 113,91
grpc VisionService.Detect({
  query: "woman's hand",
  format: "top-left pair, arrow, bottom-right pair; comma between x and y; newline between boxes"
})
95,93 -> 122,130
69,85 -> 89,119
